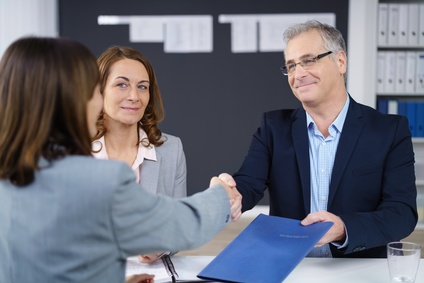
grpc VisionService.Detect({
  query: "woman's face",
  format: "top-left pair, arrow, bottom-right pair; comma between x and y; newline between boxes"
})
87,84 -> 103,137
102,58 -> 150,126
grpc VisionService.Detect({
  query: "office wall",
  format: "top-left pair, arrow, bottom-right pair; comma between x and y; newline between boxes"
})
59,0 -> 349,203
0,0 -> 57,56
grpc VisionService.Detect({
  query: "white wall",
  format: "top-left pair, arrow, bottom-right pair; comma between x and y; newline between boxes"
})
0,0 -> 58,57
347,0 -> 378,108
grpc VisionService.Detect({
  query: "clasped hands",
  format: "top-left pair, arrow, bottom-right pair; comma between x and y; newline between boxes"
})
210,173 -> 243,222
138,173 -> 243,266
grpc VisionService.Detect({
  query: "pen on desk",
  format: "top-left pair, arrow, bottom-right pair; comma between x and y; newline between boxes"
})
162,254 -> 178,282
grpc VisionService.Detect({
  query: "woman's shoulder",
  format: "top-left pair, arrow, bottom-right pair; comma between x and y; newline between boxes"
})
159,132 -> 183,147
57,156 -> 134,180
161,132 -> 180,141
154,133 -> 185,159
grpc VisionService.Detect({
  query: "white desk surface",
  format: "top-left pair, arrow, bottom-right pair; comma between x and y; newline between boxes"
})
165,255 -> 424,283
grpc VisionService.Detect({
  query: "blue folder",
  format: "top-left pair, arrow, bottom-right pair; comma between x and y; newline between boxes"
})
406,102 -> 417,137
416,102 -> 424,137
198,214 -> 333,283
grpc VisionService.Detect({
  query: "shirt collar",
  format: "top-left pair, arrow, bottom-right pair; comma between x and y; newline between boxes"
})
306,93 -> 350,134
91,129 -> 157,163
135,130 -> 157,163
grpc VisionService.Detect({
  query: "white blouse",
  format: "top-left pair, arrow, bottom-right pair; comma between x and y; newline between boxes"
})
92,129 -> 157,183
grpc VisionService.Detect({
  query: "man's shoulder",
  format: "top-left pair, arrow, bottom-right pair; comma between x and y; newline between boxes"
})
355,102 -> 406,123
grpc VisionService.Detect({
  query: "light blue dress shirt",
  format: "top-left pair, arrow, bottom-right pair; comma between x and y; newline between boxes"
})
306,95 -> 350,257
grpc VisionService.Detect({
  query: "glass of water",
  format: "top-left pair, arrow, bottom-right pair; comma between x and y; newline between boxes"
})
387,241 -> 421,283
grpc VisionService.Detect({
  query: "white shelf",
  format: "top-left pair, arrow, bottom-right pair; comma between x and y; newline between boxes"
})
376,93 -> 424,96
352,0 -> 424,232
412,138 -> 424,143
378,45 -> 424,49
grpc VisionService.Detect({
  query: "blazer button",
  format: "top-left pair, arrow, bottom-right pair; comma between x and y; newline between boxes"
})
225,214 -> 230,223
353,246 -> 365,252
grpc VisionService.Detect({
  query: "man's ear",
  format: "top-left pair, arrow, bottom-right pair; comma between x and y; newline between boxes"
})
337,50 -> 347,75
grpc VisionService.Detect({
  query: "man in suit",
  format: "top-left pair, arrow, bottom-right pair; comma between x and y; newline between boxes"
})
231,20 -> 417,258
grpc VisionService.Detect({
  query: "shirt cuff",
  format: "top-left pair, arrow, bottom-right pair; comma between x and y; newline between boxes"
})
331,225 -> 348,249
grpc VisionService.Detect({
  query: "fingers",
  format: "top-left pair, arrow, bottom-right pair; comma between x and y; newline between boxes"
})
126,273 -> 155,283
210,174 -> 243,222
230,188 -> 243,221
300,211 -> 327,226
138,253 -> 161,263
209,176 -> 221,187
218,173 -> 236,187
300,211 -> 346,245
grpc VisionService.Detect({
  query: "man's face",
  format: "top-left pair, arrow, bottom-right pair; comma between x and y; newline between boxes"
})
284,29 -> 346,108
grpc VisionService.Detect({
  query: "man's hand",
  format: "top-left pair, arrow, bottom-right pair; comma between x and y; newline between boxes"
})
301,210 -> 346,246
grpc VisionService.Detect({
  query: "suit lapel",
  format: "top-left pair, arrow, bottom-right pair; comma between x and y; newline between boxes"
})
139,153 -> 161,194
328,98 -> 365,206
292,108 -> 311,214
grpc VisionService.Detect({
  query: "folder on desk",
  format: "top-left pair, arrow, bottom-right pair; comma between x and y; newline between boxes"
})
197,214 -> 333,283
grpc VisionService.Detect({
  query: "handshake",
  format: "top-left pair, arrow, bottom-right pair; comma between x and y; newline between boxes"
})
210,173 -> 242,222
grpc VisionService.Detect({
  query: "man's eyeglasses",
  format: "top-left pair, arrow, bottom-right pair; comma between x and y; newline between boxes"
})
280,51 -> 333,76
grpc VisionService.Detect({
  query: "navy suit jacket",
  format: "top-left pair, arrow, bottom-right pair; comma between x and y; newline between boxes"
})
234,97 -> 417,258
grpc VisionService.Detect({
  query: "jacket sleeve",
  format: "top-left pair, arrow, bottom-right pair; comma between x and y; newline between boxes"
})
110,163 -> 230,258
338,116 -> 418,256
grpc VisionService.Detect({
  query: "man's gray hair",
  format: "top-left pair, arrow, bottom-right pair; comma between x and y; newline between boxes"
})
283,20 -> 347,81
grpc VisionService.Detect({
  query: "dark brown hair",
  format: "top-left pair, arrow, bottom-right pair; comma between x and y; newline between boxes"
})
94,46 -> 165,147
0,37 -> 100,186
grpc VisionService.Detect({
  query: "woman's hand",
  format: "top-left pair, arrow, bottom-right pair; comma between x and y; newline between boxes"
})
126,273 -> 155,283
138,253 -> 162,263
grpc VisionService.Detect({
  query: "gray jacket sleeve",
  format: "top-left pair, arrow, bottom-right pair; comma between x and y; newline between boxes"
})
110,163 -> 230,258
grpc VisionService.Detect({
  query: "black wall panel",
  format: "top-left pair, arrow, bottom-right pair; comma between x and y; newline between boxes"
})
59,0 -> 349,203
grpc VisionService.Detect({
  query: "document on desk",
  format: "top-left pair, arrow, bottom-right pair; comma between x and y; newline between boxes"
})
197,214 -> 333,283
126,255 -> 205,282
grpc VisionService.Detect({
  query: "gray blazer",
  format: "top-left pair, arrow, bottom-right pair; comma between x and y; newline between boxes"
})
140,134 -> 187,198
0,156 -> 230,283
93,133 -> 187,198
